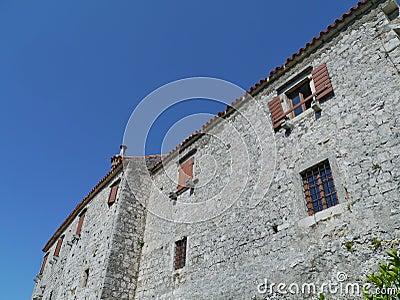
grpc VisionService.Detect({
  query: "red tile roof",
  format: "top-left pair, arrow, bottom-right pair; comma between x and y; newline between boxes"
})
42,154 -> 163,252
151,0 -> 373,171
248,0 -> 371,94
42,160 -> 123,252
42,0 -> 376,252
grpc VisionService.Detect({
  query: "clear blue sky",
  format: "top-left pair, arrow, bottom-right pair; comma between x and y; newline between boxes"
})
0,0 -> 360,298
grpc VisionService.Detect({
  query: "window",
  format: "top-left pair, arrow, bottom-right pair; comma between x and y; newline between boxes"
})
39,253 -> 49,275
174,237 -> 187,270
268,63 -> 333,129
108,179 -> 120,205
53,235 -> 64,257
177,156 -> 194,192
301,160 -> 339,215
76,210 -> 86,235
287,80 -> 313,118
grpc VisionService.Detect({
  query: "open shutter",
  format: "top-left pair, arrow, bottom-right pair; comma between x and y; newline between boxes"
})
54,236 -> 64,257
177,157 -> 194,191
268,96 -> 284,129
312,63 -> 333,100
39,253 -> 49,274
108,185 -> 119,205
76,210 -> 86,235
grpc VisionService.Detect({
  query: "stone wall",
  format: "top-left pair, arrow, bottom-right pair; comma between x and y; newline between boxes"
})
31,1 -> 400,299
31,170 -> 124,300
135,1 -> 400,299
100,158 -> 150,299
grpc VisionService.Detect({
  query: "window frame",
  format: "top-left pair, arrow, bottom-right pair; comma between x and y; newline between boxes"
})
294,154 -> 347,227
286,78 -> 314,119
269,63 -> 333,130
174,237 -> 187,270
301,160 -> 339,215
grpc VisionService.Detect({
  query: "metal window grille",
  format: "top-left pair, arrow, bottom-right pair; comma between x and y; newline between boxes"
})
174,237 -> 187,270
301,160 -> 339,215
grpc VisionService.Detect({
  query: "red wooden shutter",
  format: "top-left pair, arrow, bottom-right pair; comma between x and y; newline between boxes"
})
312,63 -> 333,100
108,185 -> 119,205
177,157 -> 194,191
54,236 -> 64,257
76,210 -> 86,235
39,253 -> 49,274
268,96 -> 284,129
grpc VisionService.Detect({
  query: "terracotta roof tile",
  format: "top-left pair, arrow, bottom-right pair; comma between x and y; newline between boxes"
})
42,154 -> 163,252
43,0 -> 375,252
248,0 -> 369,93
151,0 -> 373,171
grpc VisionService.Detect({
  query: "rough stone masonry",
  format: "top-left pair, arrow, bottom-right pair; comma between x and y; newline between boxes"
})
32,0 -> 400,299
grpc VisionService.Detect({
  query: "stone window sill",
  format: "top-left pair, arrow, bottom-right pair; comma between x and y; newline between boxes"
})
297,203 -> 344,227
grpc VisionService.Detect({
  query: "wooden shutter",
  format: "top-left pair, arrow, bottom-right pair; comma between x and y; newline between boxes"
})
54,236 -> 64,257
76,210 -> 86,235
108,185 -> 119,205
268,96 -> 284,129
312,63 -> 333,100
177,157 -> 194,191
39,253 -> 49,274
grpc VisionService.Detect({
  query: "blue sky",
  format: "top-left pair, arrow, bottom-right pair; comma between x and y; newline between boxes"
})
0,0 -> 360,298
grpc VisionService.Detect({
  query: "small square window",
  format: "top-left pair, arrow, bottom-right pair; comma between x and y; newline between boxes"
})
287,80 -> 313,118
174,237 -> 187,270
301,160 -> 339,215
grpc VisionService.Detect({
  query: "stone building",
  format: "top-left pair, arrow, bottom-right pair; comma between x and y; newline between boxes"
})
32,0 -> 400,299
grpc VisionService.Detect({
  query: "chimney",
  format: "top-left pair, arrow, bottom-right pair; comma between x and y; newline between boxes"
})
111,145 -> 127,169
120,145 -> 127,156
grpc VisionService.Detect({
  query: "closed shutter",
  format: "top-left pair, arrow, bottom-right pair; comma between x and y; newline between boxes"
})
54,236 -> 64,257
312,63 -> 333,100
76,210 -> 86,235
268,96 -> 284,129
39,253 -> 49,274
108,185 -> 119,205
177,157 -> 194,191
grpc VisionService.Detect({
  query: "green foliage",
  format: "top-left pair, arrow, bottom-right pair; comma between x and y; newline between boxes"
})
347,203 -> 352,212
372,238 -> 382,250
138,239 -> 145,247
344,241 -> 355,252
372,163 -> 381,170
363,248 -> 400,299
317,293 -> 325,300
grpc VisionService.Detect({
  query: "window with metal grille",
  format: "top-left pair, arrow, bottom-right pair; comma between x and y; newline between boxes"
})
174,237 -> 187,270
301,160 -> 339,215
